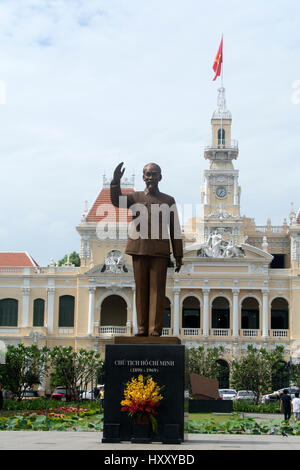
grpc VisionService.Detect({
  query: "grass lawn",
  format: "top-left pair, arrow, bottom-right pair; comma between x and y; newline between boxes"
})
188,413 -> 238,424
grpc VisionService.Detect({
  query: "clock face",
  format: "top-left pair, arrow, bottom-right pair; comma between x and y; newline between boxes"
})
216,186 -> 227,198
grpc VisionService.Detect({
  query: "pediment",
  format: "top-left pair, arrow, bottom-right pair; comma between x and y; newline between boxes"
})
84,263 -> 133,276
84,264 -> 106,276
240,243 -> 273,261
183,241 -> 273,262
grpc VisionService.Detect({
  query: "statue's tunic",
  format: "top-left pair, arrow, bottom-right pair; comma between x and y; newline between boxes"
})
110,181 -> 183,335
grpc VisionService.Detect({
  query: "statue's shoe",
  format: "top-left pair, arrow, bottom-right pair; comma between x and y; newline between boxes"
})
149,331 -> 160,336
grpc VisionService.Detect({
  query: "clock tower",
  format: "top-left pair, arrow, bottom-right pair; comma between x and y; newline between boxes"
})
197,87 -> 244,245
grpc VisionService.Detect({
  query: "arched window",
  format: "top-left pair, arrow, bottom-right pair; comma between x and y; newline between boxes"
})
58,295 -> 75,327
0,298 -> 18,326
164,297 -> 171,328
212,297 -> 230,329
218,128 -> 225,146
271,298 -> 289,329
33,298 -> 45,327
241,297 -> 260,329
100,295 -> 127,326
182,296 -> 200,328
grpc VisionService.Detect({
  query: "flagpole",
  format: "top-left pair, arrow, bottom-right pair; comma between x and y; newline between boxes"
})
221,33 -> 224,88
221,34 -> 223,147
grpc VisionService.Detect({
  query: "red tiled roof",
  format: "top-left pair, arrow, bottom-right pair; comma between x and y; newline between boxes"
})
86,188 -> 134,223
297,210 -> 300,225
0,252 -> 39,267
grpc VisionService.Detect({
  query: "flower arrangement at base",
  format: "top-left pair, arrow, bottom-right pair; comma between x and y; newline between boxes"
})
121,375 -> 163,434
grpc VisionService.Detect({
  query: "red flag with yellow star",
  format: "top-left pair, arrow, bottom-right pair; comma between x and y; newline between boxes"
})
213,38 -> 223,81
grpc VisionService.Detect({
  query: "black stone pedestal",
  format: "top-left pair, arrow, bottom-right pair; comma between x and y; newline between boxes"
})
102,343 -> 185,444
131,423 -> 152,444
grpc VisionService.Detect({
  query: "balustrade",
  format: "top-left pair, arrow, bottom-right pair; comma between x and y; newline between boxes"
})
99,326 -> 127,335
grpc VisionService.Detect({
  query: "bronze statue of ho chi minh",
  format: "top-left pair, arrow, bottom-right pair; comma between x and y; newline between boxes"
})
110,162 -> 183,337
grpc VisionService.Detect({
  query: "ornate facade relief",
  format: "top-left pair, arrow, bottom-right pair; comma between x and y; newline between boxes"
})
80,235 -> 91,260
207,209 -> 233,219
291,234 -> 300,262
197,231 -> 245,259
102,249 -> 128,273
248,263 -> 268,274
204,226 -> 235,242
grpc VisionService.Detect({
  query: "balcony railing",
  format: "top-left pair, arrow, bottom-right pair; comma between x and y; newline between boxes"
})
254,226 -> 288,233
99,326 -> 127,335
0,266 -> 79,275
205,140 -> 239,151
181,328 -> 201,336
162,328 -> 172,336
271,329 -> 289,338
211,329 -> 230,337
241,329 -> 260,337
0,267 -> 25,273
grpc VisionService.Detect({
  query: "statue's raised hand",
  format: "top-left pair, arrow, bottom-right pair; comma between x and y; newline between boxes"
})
112,162 -> 125,184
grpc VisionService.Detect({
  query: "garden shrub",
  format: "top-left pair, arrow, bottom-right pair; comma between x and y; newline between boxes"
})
232,401 -> 280,414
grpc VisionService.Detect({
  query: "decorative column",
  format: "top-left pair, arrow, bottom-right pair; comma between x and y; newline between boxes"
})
88,286 -> 96,335
232,288 -> 240,338
47,287 -> 55,334
132,286 -> 138,335
262,289 -> 269,337
173,288 -> 180,336
204,176 -> 209,205
233,176 -> 238,205
203,288 -> 210,337
21,288 -> 30,328
126,320 -> 132,335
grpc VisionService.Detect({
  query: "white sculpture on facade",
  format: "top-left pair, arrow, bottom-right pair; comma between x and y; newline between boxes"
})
197,231 -> 245,258
208,209 -> 233,219
103,249 -> 128,273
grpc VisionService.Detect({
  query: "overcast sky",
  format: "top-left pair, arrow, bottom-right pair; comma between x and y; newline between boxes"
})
0,0 -> 299,266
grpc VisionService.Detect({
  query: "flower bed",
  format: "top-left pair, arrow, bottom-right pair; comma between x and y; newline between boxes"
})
3,398 -> 100,411
0,406 -> 102,431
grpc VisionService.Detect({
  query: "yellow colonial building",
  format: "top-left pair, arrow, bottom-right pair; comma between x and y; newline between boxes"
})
1,87 -> 300,380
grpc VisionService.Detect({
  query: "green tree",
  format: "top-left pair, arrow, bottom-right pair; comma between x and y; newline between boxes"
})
186,345 -> 226,392
231,345 -> 285,403
0,344 -> 50,400
49,346 -> 103,399
272,360 -> 290,390
58,251 -> 80,267
288,362 -> 300,388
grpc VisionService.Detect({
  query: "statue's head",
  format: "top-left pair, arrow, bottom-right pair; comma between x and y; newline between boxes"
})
143,163 -> 162,192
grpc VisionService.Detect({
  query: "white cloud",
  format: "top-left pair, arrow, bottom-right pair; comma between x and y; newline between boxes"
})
0,0 -> 299,264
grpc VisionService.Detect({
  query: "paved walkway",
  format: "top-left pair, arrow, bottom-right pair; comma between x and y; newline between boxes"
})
1,413 -> 297,452
1,431 -> 300,451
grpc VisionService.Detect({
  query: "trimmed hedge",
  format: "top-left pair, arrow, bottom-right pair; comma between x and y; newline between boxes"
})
233,401 -> 280,413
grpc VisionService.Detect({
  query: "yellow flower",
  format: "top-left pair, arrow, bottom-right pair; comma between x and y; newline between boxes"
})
121,374 -> 163,408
